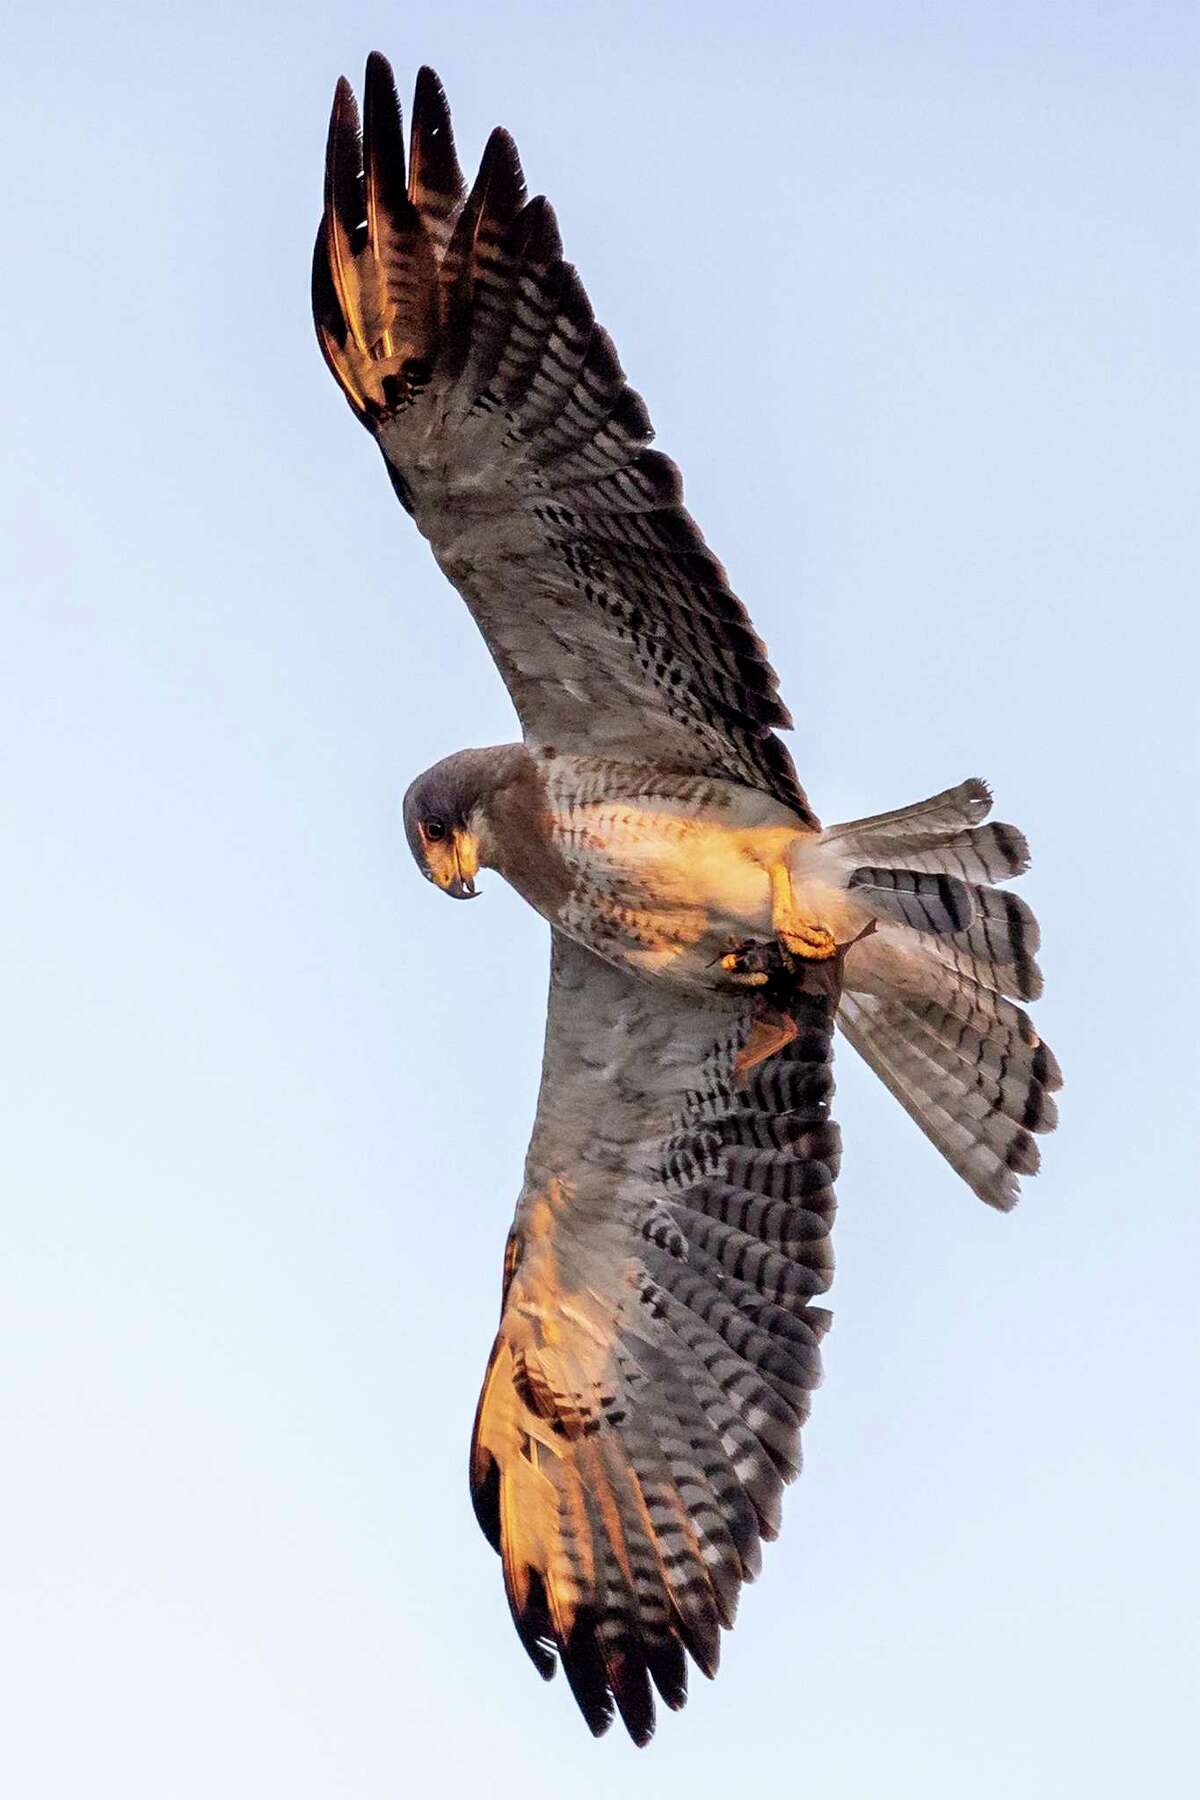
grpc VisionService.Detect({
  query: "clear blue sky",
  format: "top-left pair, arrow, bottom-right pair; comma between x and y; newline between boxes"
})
2,2 -> 1196,1794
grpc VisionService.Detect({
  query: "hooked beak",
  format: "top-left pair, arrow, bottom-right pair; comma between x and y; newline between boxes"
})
423,827 -> 481,899
450,834 -> 480,898
436,832 -> 480,899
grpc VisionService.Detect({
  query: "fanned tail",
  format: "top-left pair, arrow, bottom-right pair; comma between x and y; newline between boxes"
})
831,779 -> 1059,1209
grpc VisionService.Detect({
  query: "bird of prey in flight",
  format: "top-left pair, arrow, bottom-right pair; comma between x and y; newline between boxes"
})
313,56 -> 1060,1745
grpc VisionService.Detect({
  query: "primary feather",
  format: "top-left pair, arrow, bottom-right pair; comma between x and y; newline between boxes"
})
470,938 -> 840,1743
313,58 -> 816,823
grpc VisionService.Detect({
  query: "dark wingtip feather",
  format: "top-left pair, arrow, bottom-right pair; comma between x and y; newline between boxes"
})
413,64 -> 452,121
330,72 -> 357,129
646,1638 -> 688,1712
608,1648 -> 656,1746
363,51 -> 407,217
325,76 -> 363,223
409,64 -> 466,209
311,218 -> 342,341
476,125 -> 527,210
560,1615 -> 616,1738
468,1445 -> 501,1552
512,1568 -> 558,1681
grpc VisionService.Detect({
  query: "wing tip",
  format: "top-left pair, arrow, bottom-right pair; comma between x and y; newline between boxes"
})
326,73 -> 361,159
365,47 -> 395,83
410,63 -> 466,207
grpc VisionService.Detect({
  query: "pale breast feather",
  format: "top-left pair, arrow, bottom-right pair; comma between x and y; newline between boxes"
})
532,756 -> 805,982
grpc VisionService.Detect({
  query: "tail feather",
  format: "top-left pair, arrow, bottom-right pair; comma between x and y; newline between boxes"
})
847,866 -> 974,934
849,930 -> 1049,1052
850,821 -> 1030,884
821,777 -> 992,848
886,985 -> 1061,1095
922,889 -> 1044,1002
887,998 -> 1059,1135
837,993 -> 1041,1210
829,779 -> 1058,1206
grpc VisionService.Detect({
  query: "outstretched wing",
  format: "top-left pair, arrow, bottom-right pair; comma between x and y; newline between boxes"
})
313,57 -> 815,824
469,934 -> 841,1742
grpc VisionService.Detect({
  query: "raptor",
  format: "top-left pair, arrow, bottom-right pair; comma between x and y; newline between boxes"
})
313,56 -> 1060,1744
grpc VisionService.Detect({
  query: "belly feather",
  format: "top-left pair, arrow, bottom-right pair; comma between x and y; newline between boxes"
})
552,800 -> 776,973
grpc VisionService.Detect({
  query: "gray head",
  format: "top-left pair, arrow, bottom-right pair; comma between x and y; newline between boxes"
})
402,745 -> 523,899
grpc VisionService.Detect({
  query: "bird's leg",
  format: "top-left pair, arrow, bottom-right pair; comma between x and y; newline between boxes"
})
733,895 -> 860,1084
716,859 -> 837,984
769,862 -> 837,961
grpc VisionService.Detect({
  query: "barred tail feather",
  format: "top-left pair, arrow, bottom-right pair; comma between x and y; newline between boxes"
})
831,780 -> 1059,1208
821,777 -> 993,848
837,989 -> 1052,1209
846,866 -> 975,934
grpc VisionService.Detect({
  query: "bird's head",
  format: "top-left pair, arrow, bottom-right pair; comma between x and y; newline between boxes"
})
403,746 -> 527,900
403,754 -> 486,899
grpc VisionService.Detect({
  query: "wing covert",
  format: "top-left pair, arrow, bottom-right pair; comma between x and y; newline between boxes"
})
314,57 -> 815,824
468,933 -> 841,1742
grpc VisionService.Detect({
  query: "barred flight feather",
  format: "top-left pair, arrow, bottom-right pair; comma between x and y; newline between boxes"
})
313,56 -> 815,822
469,935 -> 839,1741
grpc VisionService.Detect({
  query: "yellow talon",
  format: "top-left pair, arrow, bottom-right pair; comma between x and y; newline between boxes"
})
779,922 -> 838,961
769,863 -> 837,960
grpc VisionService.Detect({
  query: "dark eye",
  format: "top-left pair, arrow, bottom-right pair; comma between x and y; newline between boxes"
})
424,819 -> 447,843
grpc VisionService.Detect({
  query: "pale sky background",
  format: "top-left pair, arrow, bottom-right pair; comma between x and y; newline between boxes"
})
2,3 -> 1196,1795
